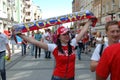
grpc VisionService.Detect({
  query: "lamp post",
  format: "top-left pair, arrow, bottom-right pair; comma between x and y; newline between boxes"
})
107,0 -> 115,21
107,13 -> 115,21
10,0 -> 15,53
100,0 -> 102,24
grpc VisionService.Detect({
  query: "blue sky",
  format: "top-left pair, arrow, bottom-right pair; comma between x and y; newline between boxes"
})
32,0 -> 73,19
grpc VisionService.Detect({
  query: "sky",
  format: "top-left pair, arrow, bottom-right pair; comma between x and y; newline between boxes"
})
32,0 -> 73,19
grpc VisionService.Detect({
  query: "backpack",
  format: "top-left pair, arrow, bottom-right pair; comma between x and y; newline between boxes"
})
99,44 -> 104,57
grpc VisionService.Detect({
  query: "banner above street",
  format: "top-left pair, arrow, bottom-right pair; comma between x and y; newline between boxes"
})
13,10 -> 97,34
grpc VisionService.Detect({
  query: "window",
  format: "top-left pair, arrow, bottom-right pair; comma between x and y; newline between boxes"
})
118,14 -> 120,18
102,5 -> 105,14
106,4 -> 108,13
119,0 -> 120,8
111,1 -> 114,10
3,2 -> 6,11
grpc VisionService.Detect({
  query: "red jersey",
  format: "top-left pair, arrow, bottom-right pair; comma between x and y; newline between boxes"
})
53,46 -> 76,78
82,34 -> 89,44
96,43 -> 120,80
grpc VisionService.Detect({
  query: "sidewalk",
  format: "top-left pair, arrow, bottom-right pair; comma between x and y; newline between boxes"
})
6,45 -> 27,69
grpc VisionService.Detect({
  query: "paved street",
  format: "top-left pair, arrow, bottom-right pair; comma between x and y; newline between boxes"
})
6,48 -> 95,80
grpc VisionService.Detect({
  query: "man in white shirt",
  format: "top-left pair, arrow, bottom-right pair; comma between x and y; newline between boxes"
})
42,29 -> 52,59
0,31 -> 11,80
90,20 -> 120,72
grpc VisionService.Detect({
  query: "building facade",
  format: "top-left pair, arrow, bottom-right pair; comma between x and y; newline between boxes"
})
0,0 -> 8,32
72,0 -> 93,29
72,0 -> 120,33
0,0 -> 42,33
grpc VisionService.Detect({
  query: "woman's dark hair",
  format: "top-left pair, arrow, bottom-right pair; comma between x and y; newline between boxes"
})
56,35 -> 72,55
67,40 -> 72,55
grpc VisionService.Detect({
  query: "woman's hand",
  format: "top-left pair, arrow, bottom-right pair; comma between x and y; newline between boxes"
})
11,26 -> 22,35
89,17 -> 98,27
86,19 -> 92,26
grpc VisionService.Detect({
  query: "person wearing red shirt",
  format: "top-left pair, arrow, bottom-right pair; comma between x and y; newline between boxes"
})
12,20 -> 92,80
82,32 -> 89,54
96,43 -> 120,80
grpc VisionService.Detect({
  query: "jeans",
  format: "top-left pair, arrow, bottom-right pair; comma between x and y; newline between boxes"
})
51,76 -> 74,80
21,44 -> 26,56
0,51 -> 6,80
44,50 -> 51,59
30,44 -> 34,56
34,46 -> 41,58
76,46 -> 81,60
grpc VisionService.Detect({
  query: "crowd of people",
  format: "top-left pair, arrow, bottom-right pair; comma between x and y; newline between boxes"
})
21,24 -> 99,61
12,19 -> 92,80
0,20 -> 120,80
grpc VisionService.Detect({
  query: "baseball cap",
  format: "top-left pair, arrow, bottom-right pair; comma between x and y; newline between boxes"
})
57,26 -> 69,36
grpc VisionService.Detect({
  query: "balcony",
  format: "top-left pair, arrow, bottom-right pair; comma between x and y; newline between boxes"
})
26,1 -> 31,6
25,16 -> 31,20
25,8 -> 31,12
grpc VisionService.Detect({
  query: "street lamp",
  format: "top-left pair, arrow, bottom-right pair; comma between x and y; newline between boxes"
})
107,0 -> 116,21
100,0 -> 102,24
107,12 -> 115,21
9,0 -> 15,53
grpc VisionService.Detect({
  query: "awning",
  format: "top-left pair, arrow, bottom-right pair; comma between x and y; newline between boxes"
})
4,30 -> 11,38
118,21 -> 120,26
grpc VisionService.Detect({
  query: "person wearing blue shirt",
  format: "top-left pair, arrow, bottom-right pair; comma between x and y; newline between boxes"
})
34,30 -> 42,58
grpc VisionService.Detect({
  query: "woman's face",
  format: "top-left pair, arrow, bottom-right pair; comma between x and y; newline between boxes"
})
96,32 -> 101,37
59,32 -> 70,44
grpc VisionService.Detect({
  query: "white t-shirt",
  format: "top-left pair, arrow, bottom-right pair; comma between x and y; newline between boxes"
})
91,42 -> 109,61
96,37 -> 103,41
104,37 -> 108,42
96,37 -> 103,46
0,33 -> 9,52
42,32 -> 51,43
75,34 -> 82,47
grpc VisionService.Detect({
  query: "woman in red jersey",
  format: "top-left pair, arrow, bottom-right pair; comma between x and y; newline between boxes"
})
12,20 -> 92,80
